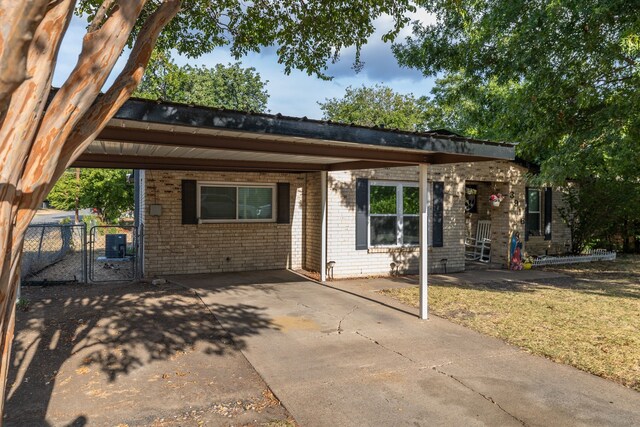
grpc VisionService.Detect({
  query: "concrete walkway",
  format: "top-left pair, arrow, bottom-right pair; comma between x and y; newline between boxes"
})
173,270 -> 640,427
326,268 -> 571,317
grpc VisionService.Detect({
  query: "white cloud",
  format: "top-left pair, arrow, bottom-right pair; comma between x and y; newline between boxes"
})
52,8 -> 435,119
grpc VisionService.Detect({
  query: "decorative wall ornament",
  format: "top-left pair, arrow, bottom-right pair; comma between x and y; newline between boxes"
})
489,193 -> 504,207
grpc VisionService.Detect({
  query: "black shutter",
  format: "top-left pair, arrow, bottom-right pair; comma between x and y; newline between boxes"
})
277,182 -> 290,224
355,178 -> 368,250
432,182 -> 444,247
181,180 -> 198,224
544,187 -> 552,240
524,187 -> 530,241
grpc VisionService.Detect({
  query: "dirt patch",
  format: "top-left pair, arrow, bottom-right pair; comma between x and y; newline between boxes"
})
6,281 -> 294,426
272,316 -> 321,332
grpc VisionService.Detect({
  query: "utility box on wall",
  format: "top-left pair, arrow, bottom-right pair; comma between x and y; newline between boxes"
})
149,204 -> 162,216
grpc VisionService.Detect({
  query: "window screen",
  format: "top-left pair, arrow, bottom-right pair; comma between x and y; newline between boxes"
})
199,184 -> 275,221
200,186 -> 236,220
238,187 -> 273,219
527,189 -> 541,235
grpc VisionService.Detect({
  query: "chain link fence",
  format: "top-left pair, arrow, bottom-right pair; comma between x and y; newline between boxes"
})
21,224 -> 87,285
20,223 -> 143,285
89,225 -> 139,283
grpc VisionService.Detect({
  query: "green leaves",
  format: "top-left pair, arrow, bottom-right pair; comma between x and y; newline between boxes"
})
318,84 -> 434,132
48,169 -> 133,223
392,0 -> 639,250
394,0 -> 639,183
370,185 -> 397,214
559,180 -> 640,252
77,0 -> 416,79
134,52 -> 269,112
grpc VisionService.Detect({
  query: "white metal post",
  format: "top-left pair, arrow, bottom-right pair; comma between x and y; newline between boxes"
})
320,171 -> 328,282
419,164 -> 429,319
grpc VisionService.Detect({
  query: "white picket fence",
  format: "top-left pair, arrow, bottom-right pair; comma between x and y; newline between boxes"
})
531,249 -> 616,267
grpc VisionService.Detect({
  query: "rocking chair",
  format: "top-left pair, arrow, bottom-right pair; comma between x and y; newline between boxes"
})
465,220 -> 491,263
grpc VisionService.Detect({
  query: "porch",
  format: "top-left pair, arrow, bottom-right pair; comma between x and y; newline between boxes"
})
72,96 -> 515,319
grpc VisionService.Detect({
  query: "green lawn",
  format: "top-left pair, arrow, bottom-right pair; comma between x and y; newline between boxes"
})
380,255 -> 640,391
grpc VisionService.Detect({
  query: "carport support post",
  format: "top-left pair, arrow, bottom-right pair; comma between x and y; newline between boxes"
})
419,164 -> 429,319
320,171 -> 328,282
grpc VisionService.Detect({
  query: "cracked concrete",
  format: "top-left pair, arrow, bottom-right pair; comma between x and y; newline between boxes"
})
337,305 -> 358,334
173,270 -> 640,427
355,330 -> 420,364
431,365 -> 527,426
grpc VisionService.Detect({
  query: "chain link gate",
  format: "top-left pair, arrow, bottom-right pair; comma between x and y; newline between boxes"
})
89,225 -> 140,282
21,224 -> 87,285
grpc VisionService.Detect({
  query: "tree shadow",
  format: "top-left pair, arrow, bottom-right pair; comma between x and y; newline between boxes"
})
377,258 -> 640,300
430,269 -> 640,300
5,280 -> 276,425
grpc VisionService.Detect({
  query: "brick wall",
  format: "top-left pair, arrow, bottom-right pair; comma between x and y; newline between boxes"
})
304,172 -> 322,272
324,160 -> 535,278
142,170 -> 305,277
525,186 -> 573,256
141,161 -> 572,278
326,166 -> 466,278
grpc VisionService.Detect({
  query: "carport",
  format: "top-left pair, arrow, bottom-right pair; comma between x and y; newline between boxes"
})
73,97 -> 515,319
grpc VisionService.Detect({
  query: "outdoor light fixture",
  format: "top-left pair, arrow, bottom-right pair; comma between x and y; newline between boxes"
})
390,262 -> 398,276
326,261 -> 336,280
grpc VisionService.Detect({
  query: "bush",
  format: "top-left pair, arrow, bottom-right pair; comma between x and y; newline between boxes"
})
559,180 -> 640,253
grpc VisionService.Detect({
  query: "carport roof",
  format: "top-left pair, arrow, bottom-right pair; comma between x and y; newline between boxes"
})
75,97 -> 516,172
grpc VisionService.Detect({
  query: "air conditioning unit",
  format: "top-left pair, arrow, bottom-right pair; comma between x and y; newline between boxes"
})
105,234 -> 127,258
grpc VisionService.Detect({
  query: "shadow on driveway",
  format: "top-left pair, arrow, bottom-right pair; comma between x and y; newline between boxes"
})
6,280 -> 291,426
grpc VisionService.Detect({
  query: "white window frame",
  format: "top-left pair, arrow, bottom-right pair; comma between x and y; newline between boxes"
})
368,180 -> 421,248
527,188 -> 542,235
197,182 -> 277,223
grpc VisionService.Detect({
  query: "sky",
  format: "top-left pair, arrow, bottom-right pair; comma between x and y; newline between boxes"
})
52,8 -> 436,120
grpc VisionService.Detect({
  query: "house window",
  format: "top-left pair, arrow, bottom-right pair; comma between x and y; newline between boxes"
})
527,188 -> 541,235
369,181 -> 419,247
198,183 -> 275,222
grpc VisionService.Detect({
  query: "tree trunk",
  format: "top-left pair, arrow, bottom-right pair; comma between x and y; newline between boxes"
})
0,0 -> 181,418
0,220 -> 28,417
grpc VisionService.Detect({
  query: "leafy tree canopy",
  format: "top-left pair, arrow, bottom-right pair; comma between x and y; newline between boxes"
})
48,169 -> 133,223
420,73 -> 523,142
319,84 -> 433,132
559,179 -> 640,253
134,52 -> 269,112
393,0 -> 640,183
78,0 -> 417,79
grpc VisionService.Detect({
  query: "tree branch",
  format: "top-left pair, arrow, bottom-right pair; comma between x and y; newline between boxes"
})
0,1 -> 49,120
61,0 -> 182,170
0,0 -> 74,178
17,0 -> 148,216
88,0 -> 117,32
0,0 -> 75,262
619,53 -> 637,68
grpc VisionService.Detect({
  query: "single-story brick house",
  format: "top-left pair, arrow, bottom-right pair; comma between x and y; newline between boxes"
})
133,159 -> 571,279
76,97 -> 570,279
77,96 -> 573,318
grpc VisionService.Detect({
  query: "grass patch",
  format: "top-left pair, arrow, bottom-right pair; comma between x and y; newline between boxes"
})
380,255 -> 640,391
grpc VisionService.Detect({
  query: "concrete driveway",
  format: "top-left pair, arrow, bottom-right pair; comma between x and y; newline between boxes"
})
173,270 -> 640,427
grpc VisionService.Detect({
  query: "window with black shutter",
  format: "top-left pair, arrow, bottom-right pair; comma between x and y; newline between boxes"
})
181,180 -> 289,224
356,180 -> 444,248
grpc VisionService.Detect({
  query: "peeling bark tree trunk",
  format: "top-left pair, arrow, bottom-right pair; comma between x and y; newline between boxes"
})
0,0 -> 181,417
